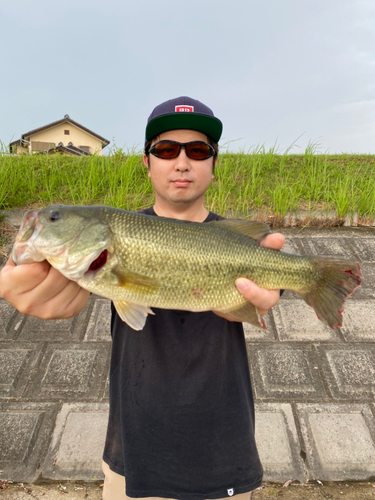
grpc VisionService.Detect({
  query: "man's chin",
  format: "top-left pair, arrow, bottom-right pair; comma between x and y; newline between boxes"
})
169,193 -> 201,205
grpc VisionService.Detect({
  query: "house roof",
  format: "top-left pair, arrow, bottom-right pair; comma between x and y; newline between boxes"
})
37,142 -> 92,156
9,114 -> 110,150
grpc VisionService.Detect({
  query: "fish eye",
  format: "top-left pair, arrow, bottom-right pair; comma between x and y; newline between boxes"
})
49,210 -> 60,222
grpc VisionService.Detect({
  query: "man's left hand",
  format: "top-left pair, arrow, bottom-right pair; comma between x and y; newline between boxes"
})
214,232 -> 285,321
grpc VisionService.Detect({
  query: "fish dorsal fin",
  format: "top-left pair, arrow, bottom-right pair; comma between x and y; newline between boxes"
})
210,219 -> 271,241
111,268 -> 160,295
113,300 -> 155,330
214,302 -> 266,329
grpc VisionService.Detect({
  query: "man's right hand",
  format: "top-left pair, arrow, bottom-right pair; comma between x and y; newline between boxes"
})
0,256 -> 90,319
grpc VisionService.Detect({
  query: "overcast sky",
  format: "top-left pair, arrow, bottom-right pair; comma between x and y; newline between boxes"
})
1,0 -> 374,154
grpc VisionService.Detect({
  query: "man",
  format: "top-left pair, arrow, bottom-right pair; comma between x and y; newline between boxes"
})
0,97 -> 285,499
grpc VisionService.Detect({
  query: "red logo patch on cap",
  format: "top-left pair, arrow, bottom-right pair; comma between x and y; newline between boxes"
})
175,105 -> 194,113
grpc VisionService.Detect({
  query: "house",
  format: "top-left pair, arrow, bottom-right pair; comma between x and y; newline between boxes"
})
9,115 -> 110,156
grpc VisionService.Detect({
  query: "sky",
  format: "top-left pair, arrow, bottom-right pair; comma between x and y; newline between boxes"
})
1,0 -> 375,154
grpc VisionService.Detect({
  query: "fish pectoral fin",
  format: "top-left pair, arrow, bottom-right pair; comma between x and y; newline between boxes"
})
113,300 -> 155,330
111,268 -> 160,295
210,219 -> 271,241
215,302 -> 266,330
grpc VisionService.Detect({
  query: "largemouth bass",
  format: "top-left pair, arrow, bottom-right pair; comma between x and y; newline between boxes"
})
12,205 -> 361,331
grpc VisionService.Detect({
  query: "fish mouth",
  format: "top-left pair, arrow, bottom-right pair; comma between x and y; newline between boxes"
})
12,210 -> 45,264
12,209 -> 76,265
12,207 -> 113,282
12,210 -> 106,278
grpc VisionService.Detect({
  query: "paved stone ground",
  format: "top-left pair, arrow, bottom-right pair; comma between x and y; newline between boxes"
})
1,223 -> 375,486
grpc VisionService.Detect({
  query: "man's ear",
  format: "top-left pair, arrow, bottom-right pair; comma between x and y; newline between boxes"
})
143,154 -> 149,169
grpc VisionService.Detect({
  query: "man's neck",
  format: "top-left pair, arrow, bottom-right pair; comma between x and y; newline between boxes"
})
153,200 -> 209,222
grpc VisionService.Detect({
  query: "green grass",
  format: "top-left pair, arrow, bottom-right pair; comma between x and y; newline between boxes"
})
1,143 -> 375,222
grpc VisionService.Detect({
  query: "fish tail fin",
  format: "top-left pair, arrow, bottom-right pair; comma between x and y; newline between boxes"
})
300,258 -> 361,329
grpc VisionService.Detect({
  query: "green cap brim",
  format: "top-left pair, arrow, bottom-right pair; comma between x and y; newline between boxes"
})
146,113 -> 223,143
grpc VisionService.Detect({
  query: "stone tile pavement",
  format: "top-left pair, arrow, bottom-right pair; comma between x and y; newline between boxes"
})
1,225 -> 375,484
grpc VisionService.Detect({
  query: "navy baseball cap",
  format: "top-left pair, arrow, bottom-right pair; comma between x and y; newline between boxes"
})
145,96 -> 223,143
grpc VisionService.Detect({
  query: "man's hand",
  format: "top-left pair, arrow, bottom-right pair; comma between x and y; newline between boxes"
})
214,232 -> 285,322
0,256 -> 90,319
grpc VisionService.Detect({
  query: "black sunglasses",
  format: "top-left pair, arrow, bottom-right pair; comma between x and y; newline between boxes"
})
148,140 -> 216,160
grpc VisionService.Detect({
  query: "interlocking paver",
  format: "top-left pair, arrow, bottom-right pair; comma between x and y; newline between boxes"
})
84,298 -> 112,342
279,238 -> 303,255
315,344 -> 375,401
243,315 -> 276,341
102,376 -> 110,401
287,227 -> 371,239
0,402 -> 57,482
0,300 -> 21,341
17,299 -> 92,342
42,403 -> 109,481
25,343 -> 110,401
299,238 -> 355,259
296,403 -> 375,481
255,403 -> 306,483
351,264 -> 375,299
248,344 -> 327,401
1,222 -> 374,484
272,300 -> 339,341
0,343 -> 43,399
349,237 -> 375,263
340,300 -> 375,341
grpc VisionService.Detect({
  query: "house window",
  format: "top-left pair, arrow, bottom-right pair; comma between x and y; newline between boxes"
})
64,130 -> 70,135
31,141 -> 56,152
80,146 -> 90,153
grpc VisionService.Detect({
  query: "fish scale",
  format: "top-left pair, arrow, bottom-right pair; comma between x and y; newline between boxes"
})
12,205 -> 361,331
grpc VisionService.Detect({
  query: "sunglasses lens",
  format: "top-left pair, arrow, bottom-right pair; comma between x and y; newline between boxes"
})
150,141 -> 214,160
153,142 -> 180,159
186,142 -> 212,160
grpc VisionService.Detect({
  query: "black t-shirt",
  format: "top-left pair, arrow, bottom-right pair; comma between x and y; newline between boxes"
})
103,208 -> 263,499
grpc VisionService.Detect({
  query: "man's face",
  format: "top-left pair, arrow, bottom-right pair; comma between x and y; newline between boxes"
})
143,129 -> 216,208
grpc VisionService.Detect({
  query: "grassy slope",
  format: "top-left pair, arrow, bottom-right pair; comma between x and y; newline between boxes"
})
1,150 -> 375,223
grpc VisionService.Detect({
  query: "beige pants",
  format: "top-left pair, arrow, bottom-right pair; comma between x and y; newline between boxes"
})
102,461 -> 253,500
